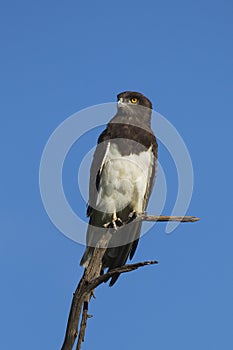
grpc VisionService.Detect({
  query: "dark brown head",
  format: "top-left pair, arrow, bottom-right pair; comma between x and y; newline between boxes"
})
117,91 -> 152,110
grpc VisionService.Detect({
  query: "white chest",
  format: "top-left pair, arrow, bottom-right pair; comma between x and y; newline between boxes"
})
96,142 -> 154,213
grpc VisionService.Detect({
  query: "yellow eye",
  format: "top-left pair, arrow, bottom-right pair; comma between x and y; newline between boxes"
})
130,97 -> 138,103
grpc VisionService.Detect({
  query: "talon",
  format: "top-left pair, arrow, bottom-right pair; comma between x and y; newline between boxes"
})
115,217 -> 123,226
103,217 -> 123,229
128,210 -> 138,220
128,211 -> 146,221
113,221 -> 117,229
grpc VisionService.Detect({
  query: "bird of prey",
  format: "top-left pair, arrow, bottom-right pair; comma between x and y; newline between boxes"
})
80,91 -> 158,285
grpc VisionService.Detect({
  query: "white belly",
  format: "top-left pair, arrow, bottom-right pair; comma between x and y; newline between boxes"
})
96,142 -> 153,214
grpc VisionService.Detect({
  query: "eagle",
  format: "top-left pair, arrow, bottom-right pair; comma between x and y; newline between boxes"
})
80,91 -> 158,285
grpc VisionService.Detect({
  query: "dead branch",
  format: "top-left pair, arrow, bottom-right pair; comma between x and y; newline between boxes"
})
76,301 -> 89,350
61,214 -> 199,350
136,214 -> 200,222
61,231 -> 112,350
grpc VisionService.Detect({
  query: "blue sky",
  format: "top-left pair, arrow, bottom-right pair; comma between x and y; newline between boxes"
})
1,0 -> 233,349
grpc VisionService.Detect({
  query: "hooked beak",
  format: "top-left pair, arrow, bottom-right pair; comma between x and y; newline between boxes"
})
117,98 -> 126,107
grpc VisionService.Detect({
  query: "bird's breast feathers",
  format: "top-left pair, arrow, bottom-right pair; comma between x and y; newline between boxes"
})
96,141 -> 154,214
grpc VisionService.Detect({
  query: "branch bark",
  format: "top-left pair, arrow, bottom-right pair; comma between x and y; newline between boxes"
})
135,214 -> 200,222
60,214 -> 199,350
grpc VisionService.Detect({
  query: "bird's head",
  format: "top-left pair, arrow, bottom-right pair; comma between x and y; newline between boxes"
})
117,91 -> 152,114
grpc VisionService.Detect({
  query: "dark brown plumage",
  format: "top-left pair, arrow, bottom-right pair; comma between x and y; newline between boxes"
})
80,91 -> 158,285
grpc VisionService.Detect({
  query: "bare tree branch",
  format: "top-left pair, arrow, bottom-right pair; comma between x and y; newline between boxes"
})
61,232 -> 112,350
76,301 -> 89,350
60,214 -> 199,350
87,260 -> 158,292
136,214 -> 200,222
